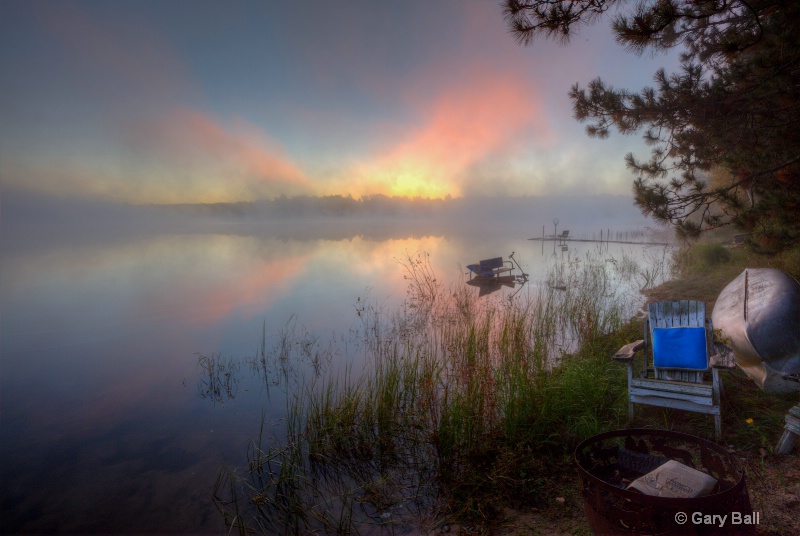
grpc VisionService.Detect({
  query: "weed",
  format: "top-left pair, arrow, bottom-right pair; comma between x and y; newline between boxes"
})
213,250 -> 654,533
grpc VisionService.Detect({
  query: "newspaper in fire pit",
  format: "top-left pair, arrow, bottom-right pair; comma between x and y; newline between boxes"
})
626,460 -> 718,498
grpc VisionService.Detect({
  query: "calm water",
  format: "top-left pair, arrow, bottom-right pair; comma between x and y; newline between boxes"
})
0,216 -> 667,533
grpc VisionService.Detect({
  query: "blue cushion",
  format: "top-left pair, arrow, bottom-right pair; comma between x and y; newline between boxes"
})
652,327 -> 708,370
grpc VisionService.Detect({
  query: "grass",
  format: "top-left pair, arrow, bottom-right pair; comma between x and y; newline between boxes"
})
644,238 -> 800,309
211,249 -> 646,534
197,353 -> 240,405
212,242 -> 800,535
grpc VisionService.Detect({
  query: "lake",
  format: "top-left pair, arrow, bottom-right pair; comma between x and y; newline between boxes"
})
0,203 -> 671,533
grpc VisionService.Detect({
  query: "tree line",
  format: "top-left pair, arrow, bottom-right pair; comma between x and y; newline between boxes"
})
163,194 -> 451,219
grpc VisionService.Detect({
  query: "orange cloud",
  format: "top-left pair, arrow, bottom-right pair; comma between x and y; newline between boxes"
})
337,69 -> 551,198
29,4 -> 311,203
126,109 -> 313,202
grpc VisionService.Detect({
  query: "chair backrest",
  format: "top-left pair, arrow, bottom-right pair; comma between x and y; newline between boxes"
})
479,257 -> 505,271
647,300 -> 712,382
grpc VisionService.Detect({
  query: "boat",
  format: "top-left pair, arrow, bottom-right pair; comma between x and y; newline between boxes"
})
466,253 -> 528,282
466,275 -> 516,297
711,268 -> 800,393
466,257 -> 515,280
465,252 -> 528,297
466,274 -> 517,286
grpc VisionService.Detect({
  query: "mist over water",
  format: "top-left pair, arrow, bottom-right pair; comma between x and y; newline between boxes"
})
0,193 -> 670,533
2,188 -> 652,231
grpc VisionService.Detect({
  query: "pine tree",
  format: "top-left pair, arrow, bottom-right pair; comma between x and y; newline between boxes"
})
505,1 -> 800,250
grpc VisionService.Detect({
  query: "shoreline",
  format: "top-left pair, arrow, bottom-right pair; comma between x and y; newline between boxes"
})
457,240 -> 800,535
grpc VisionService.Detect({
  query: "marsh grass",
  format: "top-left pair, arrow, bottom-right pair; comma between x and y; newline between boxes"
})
213,250 -> 657,534
196,316 -> 339,410
197,353 -> 240,405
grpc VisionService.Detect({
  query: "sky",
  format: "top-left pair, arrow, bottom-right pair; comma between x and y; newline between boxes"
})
0,0 -> 680,205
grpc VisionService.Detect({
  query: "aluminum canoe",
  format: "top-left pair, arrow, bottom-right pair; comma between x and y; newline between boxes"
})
711,268 -> 800,393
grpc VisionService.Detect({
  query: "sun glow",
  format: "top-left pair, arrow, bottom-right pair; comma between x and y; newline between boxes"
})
388,170 -> 453,198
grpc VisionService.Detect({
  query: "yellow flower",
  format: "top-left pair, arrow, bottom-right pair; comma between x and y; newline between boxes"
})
746,418 -> 754,424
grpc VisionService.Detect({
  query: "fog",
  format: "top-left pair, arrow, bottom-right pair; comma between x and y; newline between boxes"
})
2,188 -> 661,248
1,187 -> 675,534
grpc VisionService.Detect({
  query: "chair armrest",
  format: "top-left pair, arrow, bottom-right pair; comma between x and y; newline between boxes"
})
710,342 -> 737,369
613,340 -> 645,361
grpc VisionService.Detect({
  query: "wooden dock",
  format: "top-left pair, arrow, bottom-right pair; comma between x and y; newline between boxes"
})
529,237 -> 673,246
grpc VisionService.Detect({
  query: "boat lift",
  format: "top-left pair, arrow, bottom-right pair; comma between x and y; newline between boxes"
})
465,252 -> 529,297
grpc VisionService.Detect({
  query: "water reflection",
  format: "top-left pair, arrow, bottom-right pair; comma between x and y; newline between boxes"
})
197,353 -> 240,405
0,222 -> 671,533
210,236 -> 677,534
196,316 -> 339,407
465,276 -> 517,297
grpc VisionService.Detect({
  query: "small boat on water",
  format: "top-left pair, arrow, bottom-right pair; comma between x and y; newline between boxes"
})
466,257 -> 514,280
465,252 -> 528,297
711,268 -> 800,393
466,252 -> 528,282
466,275 -> 516,297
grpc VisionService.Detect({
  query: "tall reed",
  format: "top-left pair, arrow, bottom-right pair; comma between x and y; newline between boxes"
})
215,249 -> 640,533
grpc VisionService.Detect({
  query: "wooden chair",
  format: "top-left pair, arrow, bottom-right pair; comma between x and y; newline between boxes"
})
614,300 -> 736,440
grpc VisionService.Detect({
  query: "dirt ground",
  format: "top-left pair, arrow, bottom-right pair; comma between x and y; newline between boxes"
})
415,447 -> 799,535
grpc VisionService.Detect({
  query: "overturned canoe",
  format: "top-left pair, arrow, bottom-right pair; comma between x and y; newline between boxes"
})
711,268 -> 800,393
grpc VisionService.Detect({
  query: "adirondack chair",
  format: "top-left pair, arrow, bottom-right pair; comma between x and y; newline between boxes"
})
613,300 -> 736,440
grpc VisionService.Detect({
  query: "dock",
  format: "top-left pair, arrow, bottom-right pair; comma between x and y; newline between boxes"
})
529,237 -> 673,246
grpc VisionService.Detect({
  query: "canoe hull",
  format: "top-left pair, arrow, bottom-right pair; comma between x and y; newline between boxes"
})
711,268 -> 800,393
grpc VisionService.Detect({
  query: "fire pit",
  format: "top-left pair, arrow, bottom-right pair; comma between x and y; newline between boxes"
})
575,429 -> 754,535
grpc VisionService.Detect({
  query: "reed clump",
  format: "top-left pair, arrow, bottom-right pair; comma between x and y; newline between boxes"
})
682,242 -> 732,273
215,250 -> 640,534
197,353 -> 240,405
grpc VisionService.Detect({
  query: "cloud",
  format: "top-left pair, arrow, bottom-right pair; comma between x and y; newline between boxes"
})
7,0 -> 662,204
26,4 -> 313,202
123,109 -> 313,201
2,109 -> 315,204
334,67 -> 552,198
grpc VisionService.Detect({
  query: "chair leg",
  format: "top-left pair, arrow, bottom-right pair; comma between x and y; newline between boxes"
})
776,405 -> 800,455
712,368 -> 723,441
775,430 -> 799,455
627,363 -> 635,424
